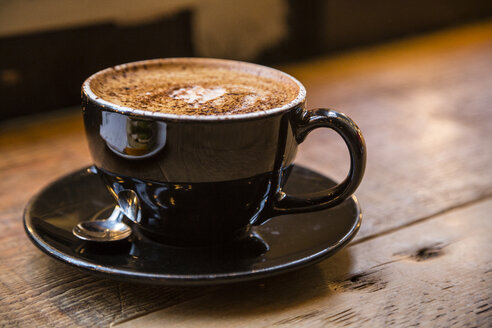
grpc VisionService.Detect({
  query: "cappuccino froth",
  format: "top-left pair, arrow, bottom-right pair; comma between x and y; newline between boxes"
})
89,60 -> 299,115
169,86 -> 227,107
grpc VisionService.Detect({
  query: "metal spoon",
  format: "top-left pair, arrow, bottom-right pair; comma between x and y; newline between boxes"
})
72,189 -> 141,242
116,189 -> 141,225
72,205 -> 132,242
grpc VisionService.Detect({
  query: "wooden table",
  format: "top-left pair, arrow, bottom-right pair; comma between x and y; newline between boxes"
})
1,22 -> 491,327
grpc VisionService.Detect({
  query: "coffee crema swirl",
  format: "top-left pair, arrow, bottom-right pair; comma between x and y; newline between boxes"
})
90,60 -> 299,116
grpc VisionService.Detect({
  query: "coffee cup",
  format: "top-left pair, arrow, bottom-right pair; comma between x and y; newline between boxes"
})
81,58 -> 366,246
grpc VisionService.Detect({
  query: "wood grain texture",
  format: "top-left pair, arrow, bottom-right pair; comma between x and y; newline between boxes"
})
288,21 -> 492,240
0,22 -> 491,327
115,199 -> 492,328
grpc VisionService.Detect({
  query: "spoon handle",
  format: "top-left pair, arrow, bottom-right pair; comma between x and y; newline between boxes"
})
107,205 -> 124,222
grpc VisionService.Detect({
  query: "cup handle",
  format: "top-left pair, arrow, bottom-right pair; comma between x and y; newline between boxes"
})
270,108 -> 366,216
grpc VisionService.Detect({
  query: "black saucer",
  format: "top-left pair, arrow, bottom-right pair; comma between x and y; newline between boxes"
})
24,165 -> 361,285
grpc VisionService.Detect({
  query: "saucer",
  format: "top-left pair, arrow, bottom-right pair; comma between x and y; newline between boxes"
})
24,165 -> 361,285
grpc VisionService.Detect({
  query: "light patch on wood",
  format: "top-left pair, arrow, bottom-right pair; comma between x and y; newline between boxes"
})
0,0 -> 288,60
0,0 -> 196,37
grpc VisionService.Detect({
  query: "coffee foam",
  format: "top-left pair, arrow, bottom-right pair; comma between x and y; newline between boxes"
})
169,86 -> 227,107
89,60 -> 299,115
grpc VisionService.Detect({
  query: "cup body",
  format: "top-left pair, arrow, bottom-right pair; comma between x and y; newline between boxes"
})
82,58 -> 305,245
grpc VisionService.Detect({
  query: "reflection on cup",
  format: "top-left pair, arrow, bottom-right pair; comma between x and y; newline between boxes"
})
99,111 -> 167,159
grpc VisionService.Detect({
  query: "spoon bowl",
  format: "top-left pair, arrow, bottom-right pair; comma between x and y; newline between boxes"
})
72,206 -> 132,242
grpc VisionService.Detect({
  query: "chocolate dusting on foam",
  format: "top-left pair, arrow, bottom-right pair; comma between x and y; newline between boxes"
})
90,62 -> 299,115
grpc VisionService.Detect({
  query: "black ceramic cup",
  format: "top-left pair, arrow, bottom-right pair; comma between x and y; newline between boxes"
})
82,58 -> 366,246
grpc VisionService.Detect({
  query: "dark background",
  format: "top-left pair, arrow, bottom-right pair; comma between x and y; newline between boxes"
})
1,0 -> 491,121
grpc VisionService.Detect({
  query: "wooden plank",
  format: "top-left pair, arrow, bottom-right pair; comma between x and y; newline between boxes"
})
114,199 -> 492,328
0,226 -> 217,327
289,21 -> 492,240
0,22 -> 491,327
